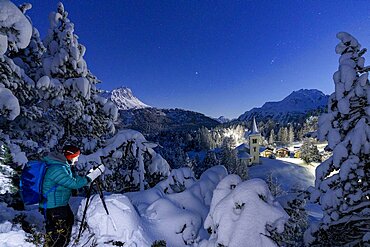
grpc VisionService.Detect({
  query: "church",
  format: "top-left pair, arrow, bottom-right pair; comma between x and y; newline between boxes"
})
236,117 -> 262,166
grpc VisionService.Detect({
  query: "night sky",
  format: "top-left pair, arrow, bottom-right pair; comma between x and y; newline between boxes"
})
13,0 -> 370,119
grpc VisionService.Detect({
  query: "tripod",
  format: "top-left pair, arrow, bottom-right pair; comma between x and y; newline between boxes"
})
75,178 -> 109,243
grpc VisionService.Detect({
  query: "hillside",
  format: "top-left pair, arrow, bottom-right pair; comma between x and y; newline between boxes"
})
119,108 -> 221,135
238,89 -> 329,124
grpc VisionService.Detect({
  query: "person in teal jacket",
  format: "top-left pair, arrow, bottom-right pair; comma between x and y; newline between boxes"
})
40,145 -> 104,247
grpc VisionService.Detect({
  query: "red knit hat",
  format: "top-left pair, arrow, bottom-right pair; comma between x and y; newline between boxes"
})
63,145 -> 81,161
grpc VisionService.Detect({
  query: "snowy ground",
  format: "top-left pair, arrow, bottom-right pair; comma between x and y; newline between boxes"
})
249,157 -> 322,222
0,167 -> 228,247
249,157 -> 316,192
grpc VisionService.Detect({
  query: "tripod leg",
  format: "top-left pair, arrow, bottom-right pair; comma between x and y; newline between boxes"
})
76,183 -> 94,242
95,180 -> 109,215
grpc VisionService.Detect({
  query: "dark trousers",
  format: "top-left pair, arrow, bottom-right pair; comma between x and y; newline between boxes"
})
44,205 -> 74,247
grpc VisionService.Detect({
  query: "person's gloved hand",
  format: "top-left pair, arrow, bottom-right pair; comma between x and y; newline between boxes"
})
86,164 -> 105,182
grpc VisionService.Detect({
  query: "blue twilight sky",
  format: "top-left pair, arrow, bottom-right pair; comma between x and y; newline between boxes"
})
14,0 -> 370,119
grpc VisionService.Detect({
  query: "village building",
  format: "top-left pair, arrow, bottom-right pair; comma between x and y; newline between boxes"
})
294,150 -> 301,158
236,143 -> 252,166
275,147 -> 290,158
260,147 -> 274,158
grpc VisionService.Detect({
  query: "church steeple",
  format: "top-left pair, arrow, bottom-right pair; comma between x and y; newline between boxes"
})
252,117 -> 259,134
249,117 -> 261,164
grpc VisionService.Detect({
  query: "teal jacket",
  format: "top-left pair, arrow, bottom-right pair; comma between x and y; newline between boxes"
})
39,152 -> 90,209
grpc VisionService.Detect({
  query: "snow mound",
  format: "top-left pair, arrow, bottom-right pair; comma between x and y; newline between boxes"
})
201,177 -> 289,247
78,194 -> 152,246
0,226 -> 34,247
0,203 -> 34,247
78,166 -> 227,247
0,86 -> 20,120
0,0 -> 32,55
128,166 -> 228,247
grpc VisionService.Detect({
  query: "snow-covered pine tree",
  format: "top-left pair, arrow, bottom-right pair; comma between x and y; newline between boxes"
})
220,137 -> 247,179
42,2 -> 87,79
300,138 -> 321,164
196,126 -> 213,150
197,150 -> 219,177
158,145 -> 188,169
278,127 -> 288,145
305,116 -> 318,134
8,4 -> 45,82
268,192 -> 308,246
288,125 -> 295,144
40,2 -> 117,150
78,130 -> 170,192
305,32 -> 370,246
297,126 -> 304,141
0,0 -> 55,162
11,26 -> 45,82
269,129 -> 275,145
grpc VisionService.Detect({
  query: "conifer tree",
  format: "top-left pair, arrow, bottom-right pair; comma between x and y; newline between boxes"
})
268,193 -> 308,246
278,127 -> 288,145
288,125 -> 295,144
269,129 -> 275,145
300,138 -> 321,164
220,137 -> 247,179
0,0 -> 54,161
8,4 -> 45,82
305,32 -> 370,246
40,2 -> 117,150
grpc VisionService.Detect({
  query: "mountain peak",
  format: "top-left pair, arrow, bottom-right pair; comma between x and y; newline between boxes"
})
238,89 -> 329,124
216,116 -> 230,123
101,86 -> 150,110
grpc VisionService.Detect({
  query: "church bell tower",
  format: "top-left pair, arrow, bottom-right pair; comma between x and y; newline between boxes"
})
249,117 -> 261,164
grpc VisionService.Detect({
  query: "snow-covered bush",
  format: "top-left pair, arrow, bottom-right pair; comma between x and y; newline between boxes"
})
75,166 -> 227,247
305,32 -> 370,246
201,175 -> 288,247
266,172 -> 286,197
78,129 -> 171,192
0,202 -> 41,247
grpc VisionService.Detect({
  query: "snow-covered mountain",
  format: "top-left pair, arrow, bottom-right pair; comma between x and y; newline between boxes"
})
216,116 -> 230,123
238,89 -> 329,124
100,87 -> 150,110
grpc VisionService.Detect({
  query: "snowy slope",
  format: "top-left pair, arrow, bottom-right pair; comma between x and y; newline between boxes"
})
249,157 -> 322,221
238,89 -> 329,124
249,157 -> 315,191
215,116 -> 230,123
100,86 -> 150,110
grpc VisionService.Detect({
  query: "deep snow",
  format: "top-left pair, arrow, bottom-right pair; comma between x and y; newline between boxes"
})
0,157 -> 320,247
